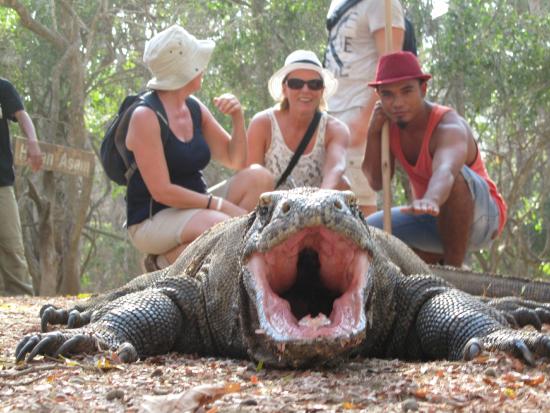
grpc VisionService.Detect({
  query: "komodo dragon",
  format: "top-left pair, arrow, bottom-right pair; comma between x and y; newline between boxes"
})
15,188 -> 550,368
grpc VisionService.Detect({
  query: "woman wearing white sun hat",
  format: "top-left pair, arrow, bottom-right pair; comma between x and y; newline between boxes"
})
247,49 -> 350,190
125,25 -> 273,271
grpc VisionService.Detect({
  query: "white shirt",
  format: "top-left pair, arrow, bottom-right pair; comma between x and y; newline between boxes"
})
325,0 -> 405,111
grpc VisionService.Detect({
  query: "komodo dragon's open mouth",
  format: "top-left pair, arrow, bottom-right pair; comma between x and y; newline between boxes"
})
246,226 -> 369,341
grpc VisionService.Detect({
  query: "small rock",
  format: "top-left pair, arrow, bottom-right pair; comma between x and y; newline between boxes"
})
150,368 -> 163,377
106,389 -> 125,401
240,399 -> 258,406
68,376 -> 86,385
153,386 -> 170,395
484,367 -> 497,377
402,398 -> 419,411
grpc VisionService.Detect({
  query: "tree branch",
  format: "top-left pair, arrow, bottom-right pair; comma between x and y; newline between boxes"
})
58,0 -> 89,32
0,0 -> 67,49
226,0 -> 252,7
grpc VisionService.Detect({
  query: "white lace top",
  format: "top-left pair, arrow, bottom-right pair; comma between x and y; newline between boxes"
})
264,109 -> 328,189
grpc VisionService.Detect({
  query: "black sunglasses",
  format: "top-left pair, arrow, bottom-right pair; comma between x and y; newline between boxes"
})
285,78 -> 324,91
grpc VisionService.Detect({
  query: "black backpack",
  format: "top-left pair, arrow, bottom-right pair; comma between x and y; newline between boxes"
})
100,91 -> 169,185
402,16 -> 418,56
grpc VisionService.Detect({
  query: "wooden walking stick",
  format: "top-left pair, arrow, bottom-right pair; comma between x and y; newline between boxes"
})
382,0 -> 393,233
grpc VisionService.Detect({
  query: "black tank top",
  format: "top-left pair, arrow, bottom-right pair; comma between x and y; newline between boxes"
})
126,96 -> 210,226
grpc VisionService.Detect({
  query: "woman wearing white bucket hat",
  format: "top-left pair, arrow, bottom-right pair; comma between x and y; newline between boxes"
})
247,50 -> 350,190
125,25 -> 273,271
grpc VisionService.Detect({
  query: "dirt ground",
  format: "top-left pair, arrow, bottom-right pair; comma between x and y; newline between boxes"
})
1,296 -> 550,413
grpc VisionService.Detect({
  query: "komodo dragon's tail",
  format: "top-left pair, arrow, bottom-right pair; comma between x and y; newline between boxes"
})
431,265 -> 550,303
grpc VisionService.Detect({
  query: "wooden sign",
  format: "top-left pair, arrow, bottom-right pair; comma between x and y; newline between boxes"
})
13,136 -> 95,178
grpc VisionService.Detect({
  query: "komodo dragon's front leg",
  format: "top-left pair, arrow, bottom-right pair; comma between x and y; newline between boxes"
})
415,289 -> 550,365
39,269 -> 170,332
16,278 -> 204,363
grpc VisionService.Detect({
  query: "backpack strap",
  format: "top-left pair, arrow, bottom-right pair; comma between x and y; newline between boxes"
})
326,0 -> 363,31
141,91 -> 169,128
120,91 -> 170,183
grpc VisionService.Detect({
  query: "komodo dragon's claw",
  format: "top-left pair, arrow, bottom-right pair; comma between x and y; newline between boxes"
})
463,338 -> 483,361
40,305 -> 68,332
486,298 -> 550,329
39,305 -> 91,332
27,333 -> 64,361
54,335 -> 88,358
67,309 -> 91,329
509,309 -> 542,330
464,330 -> 550,366
15,335 -> 40,362
513,339 -> 535,366
15,331 -> 101,362
15,332 -> 64,362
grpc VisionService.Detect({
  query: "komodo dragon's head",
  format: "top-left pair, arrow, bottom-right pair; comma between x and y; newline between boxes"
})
239,188 -> 374,367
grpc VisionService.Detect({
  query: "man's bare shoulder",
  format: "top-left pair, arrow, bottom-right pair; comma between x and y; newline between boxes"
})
434,109 -> 472,141
430,106 -> 477,162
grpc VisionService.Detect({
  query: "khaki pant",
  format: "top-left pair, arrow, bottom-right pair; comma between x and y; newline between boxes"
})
0,186 -> 34,296
127,179 -> 232,255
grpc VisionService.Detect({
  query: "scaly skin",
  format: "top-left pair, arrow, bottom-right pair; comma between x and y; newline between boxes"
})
16,188 -> 550,367
431,265 -> 550,302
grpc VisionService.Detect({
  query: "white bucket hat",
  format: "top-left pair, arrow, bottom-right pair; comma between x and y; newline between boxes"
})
144,25 -> 215,91
268,50 -> 338,101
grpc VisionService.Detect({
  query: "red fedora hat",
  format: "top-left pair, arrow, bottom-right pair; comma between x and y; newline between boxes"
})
368,51 -> 431,87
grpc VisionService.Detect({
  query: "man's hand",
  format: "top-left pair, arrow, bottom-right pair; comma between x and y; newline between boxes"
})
27,139 -> 43,172
401,198 -> 440,216
213,93 -> 243,118
367,101 -> 389,136
14,109 -> 42,172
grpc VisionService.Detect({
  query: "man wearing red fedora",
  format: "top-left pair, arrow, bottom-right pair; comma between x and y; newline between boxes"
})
362,51 -> 507,267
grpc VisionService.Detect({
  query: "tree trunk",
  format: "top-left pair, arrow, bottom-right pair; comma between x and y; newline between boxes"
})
528,0 -> 541,14
2,0 -> 94,295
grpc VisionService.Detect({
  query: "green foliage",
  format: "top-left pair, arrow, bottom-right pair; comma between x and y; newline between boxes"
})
197,1 -> 330,125
80,220 -> 142,292
421,0 -> 550,276
2,0 -> 549,290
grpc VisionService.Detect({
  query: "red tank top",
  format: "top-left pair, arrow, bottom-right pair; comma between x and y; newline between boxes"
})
389,104 -> 507,234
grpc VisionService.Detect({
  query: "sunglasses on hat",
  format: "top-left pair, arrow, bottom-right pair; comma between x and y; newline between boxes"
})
285,78 -> 324,91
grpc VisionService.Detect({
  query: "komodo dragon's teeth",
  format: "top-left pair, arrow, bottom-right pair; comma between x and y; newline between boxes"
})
298,314 -> 331,329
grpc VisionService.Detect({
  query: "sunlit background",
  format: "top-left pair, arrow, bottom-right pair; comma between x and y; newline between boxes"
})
431,0 -> 449,18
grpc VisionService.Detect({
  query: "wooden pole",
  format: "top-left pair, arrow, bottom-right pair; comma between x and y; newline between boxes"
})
382,0 -> 393,233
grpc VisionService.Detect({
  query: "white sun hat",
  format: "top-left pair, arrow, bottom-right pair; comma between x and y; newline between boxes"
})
268,49 -> 338,101
144,25 -> 215,91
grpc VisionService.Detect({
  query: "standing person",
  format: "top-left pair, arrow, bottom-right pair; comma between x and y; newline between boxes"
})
325,0 -> 405,215
247,50 -> 350,190
125,25 -> 273,271
363,51 -> 507,267
0,78 -> 43,296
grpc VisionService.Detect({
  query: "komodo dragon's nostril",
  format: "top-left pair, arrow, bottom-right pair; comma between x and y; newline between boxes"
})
281,202 -> 291,214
